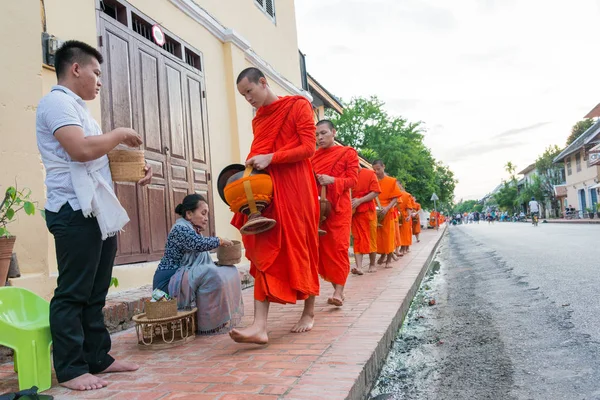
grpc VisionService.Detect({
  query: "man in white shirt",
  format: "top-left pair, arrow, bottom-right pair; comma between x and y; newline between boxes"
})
528,197 -> 540,218
36,40 -> 151,391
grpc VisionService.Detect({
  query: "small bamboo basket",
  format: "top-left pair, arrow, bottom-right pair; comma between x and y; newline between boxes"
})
216,240 -> 242,265
108,149 -> 145,182
144,299 -> 178,320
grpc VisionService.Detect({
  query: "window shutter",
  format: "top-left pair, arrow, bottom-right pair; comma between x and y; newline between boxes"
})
255,0 -> 264,6
266,0 -> 275,17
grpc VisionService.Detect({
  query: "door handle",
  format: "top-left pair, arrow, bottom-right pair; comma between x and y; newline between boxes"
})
164,146 -> 170,154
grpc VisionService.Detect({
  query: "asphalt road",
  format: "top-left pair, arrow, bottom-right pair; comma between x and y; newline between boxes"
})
370,222 -> 600,400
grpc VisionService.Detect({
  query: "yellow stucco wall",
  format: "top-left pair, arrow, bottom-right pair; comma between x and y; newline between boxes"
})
2,0 -> 305,298
0,2 -> 47,286
197,0 -> 302,88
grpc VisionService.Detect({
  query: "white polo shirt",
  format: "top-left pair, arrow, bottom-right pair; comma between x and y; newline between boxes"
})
36,85 -> 113,212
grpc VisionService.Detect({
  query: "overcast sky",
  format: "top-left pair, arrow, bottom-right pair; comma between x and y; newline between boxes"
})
294,0 -> 600,200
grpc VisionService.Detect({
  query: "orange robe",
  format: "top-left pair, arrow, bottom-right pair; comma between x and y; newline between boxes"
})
412,202 -> 422,234
429,211 -> 439,227
394,199 -> 402,248
312,146 -> 359,286
398,191 -> 414,246
352,169 -> 381,254
232,96 -> 320,304
376,176 -> 402,254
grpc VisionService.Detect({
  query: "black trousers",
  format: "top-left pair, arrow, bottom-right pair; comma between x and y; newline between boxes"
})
46,203 -> 117,382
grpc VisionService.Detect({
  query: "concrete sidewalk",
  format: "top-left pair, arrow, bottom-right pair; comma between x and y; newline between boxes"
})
543,218 -> 600,224
0,227 -> 446,400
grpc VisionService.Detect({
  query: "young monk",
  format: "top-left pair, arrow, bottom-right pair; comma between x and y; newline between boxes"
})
412,196 -> 422,242
312,120 -> 358,307
373,160 -> 401,269
398,183 -> 414,255
230,68 -> 320,343
351,167 -> 381,274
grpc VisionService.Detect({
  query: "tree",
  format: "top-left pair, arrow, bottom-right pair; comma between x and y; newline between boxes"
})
327,96 -> 457,209
566,119 -> 594,146
534,145 -> 564,217
494,181 -> 518,212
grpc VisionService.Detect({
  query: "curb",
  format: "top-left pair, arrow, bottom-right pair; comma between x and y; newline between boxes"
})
348,225 -> 448,400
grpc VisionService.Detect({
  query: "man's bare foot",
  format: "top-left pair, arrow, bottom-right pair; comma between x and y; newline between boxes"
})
99,359 -> 139,374
385,262 -> 393,269
391,253 -> 399,261
351,267 -> 364,275
368,265 -> 377,273
291,313 -> 314,333
377,255 -> 385,265
229,325 -> 269,344
327,296 -> 343,307
60,373 -> 108,391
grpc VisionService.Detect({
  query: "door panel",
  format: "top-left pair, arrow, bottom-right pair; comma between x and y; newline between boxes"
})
99,14 -> 213,263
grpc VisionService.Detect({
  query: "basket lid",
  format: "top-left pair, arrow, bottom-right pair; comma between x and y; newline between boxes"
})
217,164 -> 245,205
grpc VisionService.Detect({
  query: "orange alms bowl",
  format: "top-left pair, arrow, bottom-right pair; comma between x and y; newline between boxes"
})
223,173 -> 273,215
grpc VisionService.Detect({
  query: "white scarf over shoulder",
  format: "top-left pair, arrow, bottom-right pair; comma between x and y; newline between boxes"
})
44,152 -> 129,240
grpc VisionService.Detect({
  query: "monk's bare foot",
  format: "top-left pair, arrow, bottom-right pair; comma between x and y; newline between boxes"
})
229,326 -> 269,344
60,373 -> 108,391
99,359 -> 139,374
291,313 -> 314,333
391,253 -> 399,261
385,262 -> 393,269
368,265 -> 377,273
327,296 -> 343,307
377,255 -> 385,265
351,267 -> 363,275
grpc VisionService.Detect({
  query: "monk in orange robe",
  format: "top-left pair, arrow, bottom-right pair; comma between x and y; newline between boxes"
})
351,168 -> 381,274
312,120 -> 358,307
397,183 -> 414,255
372,160 -> 401,269
230,67 -> 320,344
393,204 -> 402,259
412,197 -> 422,242
429,210 -> 439,230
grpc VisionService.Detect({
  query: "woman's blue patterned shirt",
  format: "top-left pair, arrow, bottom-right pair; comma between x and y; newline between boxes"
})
156,224 -> 220,271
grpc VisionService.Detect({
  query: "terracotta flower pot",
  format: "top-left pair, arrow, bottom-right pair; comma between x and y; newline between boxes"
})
0,237 -> 16,285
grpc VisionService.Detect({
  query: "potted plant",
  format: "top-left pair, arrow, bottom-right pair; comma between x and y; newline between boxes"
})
586,207 -> 595,219
0,186 -> 38,284
596,203 -> 600,218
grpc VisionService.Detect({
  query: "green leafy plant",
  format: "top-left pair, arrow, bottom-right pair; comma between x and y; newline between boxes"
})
0,186 -> 38,238
109,277 -> 119,288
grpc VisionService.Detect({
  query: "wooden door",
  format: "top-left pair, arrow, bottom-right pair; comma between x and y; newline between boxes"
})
182,71 -> 214,235
98,15 -> 213,264
99,17 -> 149,264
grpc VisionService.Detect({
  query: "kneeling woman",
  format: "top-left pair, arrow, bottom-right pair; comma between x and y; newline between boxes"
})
153,194 -> 243,334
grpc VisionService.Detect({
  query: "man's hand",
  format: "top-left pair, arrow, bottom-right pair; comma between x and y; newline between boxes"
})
246,153 -> 273,170
137,162 -> 152,186
120,128 -> 143,147
352,198 -> 362,209
316,174 -> 335,186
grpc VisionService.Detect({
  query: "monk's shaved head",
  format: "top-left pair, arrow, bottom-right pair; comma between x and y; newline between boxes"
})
237,67 -> 265,84
372,159 -> 385,167
316,119 -> 335,130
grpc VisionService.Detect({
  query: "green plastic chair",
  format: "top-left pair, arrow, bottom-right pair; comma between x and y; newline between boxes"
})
0,287 -> 52,392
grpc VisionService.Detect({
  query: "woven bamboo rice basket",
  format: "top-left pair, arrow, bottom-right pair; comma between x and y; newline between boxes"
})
216,240 -> 242,265
144,299 -> 177,320
108,149 -> 145,182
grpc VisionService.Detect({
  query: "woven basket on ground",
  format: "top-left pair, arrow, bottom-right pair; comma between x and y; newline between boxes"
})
144,299 -> 177,320
108,149 -> 145,182
217,240 -> 241,265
